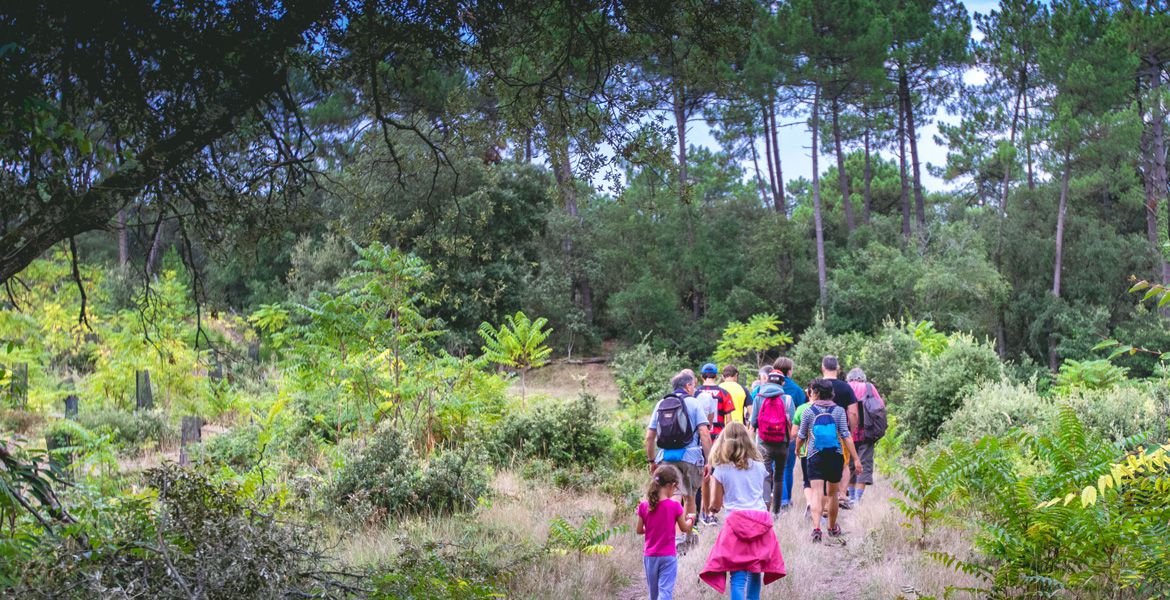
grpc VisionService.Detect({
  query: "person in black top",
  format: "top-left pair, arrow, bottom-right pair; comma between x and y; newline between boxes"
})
821,355 -> 858,509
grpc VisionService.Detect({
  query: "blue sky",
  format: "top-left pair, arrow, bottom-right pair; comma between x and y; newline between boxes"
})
683,0 -> 1006,194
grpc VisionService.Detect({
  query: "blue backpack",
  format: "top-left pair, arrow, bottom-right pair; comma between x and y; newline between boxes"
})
810,405 -> 842,452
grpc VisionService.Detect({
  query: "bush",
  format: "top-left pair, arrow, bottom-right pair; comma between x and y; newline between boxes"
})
1062,381 -> 1170,444
329,424 -> 490,521
492,394 -> 615,469
74,408 -> 173,450
900,334 -> 1003,448
938,378 -> 1056,443
857,319 -> 923,405
201,425 -> 261,470
790,315 -> 866,384
611,342 -> 687,406
0,409 -> 43,434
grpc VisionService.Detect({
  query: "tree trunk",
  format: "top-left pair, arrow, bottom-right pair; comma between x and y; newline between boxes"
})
762,100 -> 780,208
146,216 -> 165,275
812,85 -> 828,306
1024,83 -> 1035,190
1148,63 -> 1169,289
117,209 -> 129,267
993,89 -> 1023,359
863,117 -> 873,224
1053,148 -> 1071,299
832,97 -> 855,232
769,101 -> 786,213
898,94 -> 912,239
550,134 -> 594,326
750,135 -> 769,207
900,70 -> 926,230
674,85 -> 688,204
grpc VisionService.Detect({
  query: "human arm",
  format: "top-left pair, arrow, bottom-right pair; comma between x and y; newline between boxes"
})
636,515 -> 646,535
847,402 -> 859,434
676,508 -> 695,534
843,436 -> 862,474
706,479 -> 725,514
645,428 -> 657,474
699,424 -> 712,460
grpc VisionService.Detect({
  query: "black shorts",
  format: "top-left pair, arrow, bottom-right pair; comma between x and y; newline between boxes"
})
807,451 -> 844,484
800,456 -> 810,489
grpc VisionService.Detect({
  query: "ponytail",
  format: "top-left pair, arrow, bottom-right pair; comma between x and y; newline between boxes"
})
646,464 -> 682,512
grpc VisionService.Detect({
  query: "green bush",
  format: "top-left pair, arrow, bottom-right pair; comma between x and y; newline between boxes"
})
1053,358 -> 1128,395
857,319 -> 923,405
329,424 -> 490,520
74,408 -> 173,450
201,425 -> 261,470
1062,381 -> 1170,444
790,315 -> 866,384
611,342 -> 687,406
900,334 -> 1003,448
492,394 -> 615,469
939,378 -> 1056,443
0,409 -> 43,434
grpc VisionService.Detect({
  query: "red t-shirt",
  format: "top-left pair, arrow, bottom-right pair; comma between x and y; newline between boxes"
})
638,498 -> 684,556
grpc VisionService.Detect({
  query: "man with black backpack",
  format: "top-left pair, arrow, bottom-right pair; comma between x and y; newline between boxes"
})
646,371 -> 712,521
846,368 -> 888,505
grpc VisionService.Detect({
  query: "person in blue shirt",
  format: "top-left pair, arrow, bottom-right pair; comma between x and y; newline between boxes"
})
646,371 -> 712,520
773,357 -> 806,510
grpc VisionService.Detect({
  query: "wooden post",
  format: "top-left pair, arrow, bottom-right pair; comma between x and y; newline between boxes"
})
63,395 -> 79,419
135,369 -> 154,410
179,416 -> 204,466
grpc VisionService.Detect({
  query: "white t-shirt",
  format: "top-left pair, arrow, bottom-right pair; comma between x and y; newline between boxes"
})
697,391 -> 717,421
713,460 -> 768,513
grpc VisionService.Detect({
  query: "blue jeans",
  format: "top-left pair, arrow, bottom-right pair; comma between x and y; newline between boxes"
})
781,441 -> 797,506
730,571 -> 762,600
644,555 -> 678,600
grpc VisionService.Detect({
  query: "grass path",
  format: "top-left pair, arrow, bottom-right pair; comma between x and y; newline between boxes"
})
613,478 -> 976,600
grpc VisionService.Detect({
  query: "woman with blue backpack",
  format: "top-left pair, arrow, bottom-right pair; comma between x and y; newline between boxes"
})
795,378 -> 862,543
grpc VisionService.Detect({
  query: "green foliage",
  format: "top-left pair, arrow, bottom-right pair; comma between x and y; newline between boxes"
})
329,424 -> 490,521
0,409 -> 43,434
546,514 -> 627,556
73,408 -> 173,451
478,311 -> 553,398
900,333 -> 1003,448
875,415 -> 908,477
939,379 -> 1055,443
611,341 -> 687,407
890,444 -> 968,547
492,394 -> 614,469
369,531 -> 532,600
1053,358 -> 1128,395
712,313 -> 793,367
790,315 -> 866,381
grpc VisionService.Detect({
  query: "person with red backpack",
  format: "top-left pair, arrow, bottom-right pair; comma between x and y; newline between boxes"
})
845,368 -> 888,505
749,370 -> 795,517
697,363 -> 735,524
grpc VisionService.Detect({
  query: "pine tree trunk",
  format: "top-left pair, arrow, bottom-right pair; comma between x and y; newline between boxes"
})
832,97 -> 855,232
674,85 -> 688,204
863,118 -> 873,224
750,135 -> 769,207
898,95 -> 912,239
812,85 -> 828,306
550,135 -> 594,326
1053,148 -> 1071,299
769,101 -> 786,212
762,100 -> 780,209
1024,84 -> 1035,190
117,209 -> 128,267
900,71 -> 926,230
146,215 -> 165,274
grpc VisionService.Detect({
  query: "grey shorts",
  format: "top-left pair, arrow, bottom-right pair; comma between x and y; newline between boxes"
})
662,460 -> 704,498
850,441 -> 876,485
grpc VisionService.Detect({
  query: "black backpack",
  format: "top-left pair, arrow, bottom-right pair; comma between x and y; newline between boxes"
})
655,393 -> 695,450
859,383 -> 889,443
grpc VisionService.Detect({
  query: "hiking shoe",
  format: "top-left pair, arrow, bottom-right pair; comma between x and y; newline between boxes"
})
838,497 -> 853,510
828,524 -> 843,537
811,528 -> 823,543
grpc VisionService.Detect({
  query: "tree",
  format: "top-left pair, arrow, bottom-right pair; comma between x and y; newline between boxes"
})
713,313 -> 794,367
478,311 -> 553,405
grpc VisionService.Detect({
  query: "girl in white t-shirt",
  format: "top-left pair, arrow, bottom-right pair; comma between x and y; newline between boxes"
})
701,423 -> 785,600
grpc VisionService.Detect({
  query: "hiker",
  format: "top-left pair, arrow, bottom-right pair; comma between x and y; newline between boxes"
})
719,364 -> 752,424
637,464 -> 697,600
772,357 -> 807,511
792,396 -> 815,519
699,423 -> 786,599
846,368 -> 887,505
796,378 -> 862,543
821,355 -> 859,509
698,363 -> 735,524
646,371 -> 712,521
749,370 -> 794,516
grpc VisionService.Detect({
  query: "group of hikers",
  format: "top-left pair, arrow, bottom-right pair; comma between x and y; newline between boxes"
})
637,355 -> 889,600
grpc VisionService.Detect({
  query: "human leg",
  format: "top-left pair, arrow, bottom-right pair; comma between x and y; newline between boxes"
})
781,442 -> 796,507
643,556 -> 660,600
768,443 -> 787,511
729,571 -> 748,600
856,441 -> 875,502
655,556 -> 678,600
746,572 -> 762,600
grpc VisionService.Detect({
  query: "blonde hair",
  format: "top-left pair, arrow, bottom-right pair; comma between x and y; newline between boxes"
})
710,422 -> 760,470
646,464 -> 681,512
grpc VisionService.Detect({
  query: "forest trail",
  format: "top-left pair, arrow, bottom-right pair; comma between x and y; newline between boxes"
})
613,478 -> 974,600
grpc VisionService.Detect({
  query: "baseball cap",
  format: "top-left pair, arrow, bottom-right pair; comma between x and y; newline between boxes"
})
767,371 -> 785,384
700,363 -> 718,376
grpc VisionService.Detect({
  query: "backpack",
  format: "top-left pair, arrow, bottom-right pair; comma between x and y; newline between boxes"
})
810,405 -> 842,452
859,383 -> 889,443
655,393 -> 695,450
756,392 -> 790,443
697,384 -> 732,435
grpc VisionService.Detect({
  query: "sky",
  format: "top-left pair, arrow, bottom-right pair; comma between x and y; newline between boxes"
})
681,0 -> 1003,195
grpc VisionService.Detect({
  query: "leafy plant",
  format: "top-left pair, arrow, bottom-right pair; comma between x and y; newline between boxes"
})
546,515 -> 627,556
890,446 -> 964,547
492,394 -> 614,469
900,333 -> 1003,448
611,340 -> 687,407
712,313 -> 793,367
1053,358 -> 1127,394
478,311 -> 552,405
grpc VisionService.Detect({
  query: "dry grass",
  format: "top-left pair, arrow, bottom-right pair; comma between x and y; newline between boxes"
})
511,362 -> 620,409
612,478 -> 979,600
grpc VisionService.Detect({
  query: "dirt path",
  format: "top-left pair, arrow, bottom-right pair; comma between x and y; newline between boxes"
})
613,479 -> 975,600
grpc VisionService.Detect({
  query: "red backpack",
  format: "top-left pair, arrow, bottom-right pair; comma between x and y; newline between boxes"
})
756,392 -> 790,443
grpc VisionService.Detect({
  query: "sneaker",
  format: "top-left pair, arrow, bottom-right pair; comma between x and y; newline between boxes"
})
828,524 -> 843,537
708,513 -> 720,525
838,497 -> 853,510
779,503 -> 791,514
811,528 -> 823,543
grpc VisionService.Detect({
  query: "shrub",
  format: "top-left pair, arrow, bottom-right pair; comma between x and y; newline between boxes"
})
74,408 -> 173,450
611,342 -> 687,406
369,526 -> 539,600
201,425 -> 261,470
790,315 -> 865,384
0,409 -> 43,434
857,319 -> 923,405
938,378 -> 1056,443
492,394 -> 615,469
900,334 -> 1003,448
1053,358 -> 1128,395
329,424 -> 489,521
1062,381 -> 1170,444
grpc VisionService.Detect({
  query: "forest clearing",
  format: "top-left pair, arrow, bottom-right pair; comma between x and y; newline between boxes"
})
4,0 -> 1170,598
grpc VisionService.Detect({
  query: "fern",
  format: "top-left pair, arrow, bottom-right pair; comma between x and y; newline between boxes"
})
546,515 -> 627,556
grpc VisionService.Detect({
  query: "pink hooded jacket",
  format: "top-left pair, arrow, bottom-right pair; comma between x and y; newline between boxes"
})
699,510 -> 786,593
